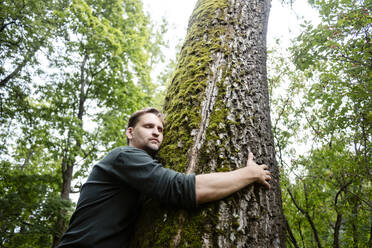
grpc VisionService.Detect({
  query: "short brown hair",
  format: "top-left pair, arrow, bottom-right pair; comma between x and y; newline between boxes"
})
126,107 -> 164,144
127,107 -> 164,129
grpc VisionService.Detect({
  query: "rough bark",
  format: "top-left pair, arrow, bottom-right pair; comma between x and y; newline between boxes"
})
132,0 -> 286,247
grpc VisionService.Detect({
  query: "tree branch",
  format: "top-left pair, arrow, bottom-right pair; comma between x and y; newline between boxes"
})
0,20 -> 17,33
0,58 -> 28,88
77,53 -> 88,121
20,149 -> 34,170
285,216 -> 300,248
298,221 -> 305,248
287,187 -> 323,248
0,46 -> 39,88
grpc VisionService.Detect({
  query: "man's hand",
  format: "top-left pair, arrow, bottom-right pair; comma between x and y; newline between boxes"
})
195,152 -> 272,204
245,152 -> 271,189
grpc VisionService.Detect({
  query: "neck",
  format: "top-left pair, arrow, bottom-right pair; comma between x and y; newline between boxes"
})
128,144 -> 157,157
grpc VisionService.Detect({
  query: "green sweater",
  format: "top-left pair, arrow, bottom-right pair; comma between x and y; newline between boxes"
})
58,146 -> 196,247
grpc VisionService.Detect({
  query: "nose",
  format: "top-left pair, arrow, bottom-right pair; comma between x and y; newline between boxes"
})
152,128 -> 159,136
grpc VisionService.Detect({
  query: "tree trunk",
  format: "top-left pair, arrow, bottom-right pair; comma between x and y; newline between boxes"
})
333,213 -> 342,248
285,217 -> 299,248
132,0 -> 286,247
52,158 -> 74,248
52,54 -> 88,247
287,187 -> 322,248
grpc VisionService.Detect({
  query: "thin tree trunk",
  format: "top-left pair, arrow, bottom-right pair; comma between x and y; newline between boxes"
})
52,53 -> 88,247
369,214 -> 372,248
52,155 -> 74,247
285,217 -> 299,248
287,188 -> 322,248
352,201 -> 359,248
131,0 -> 286,247
298,221 -> 305,248
333,181 -> 351,248
333,214 -> 342,248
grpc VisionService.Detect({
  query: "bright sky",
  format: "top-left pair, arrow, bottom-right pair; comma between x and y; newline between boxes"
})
142,0 -> 320,64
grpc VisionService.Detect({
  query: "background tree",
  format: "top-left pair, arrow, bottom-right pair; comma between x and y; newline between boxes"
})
268,0 -> 371,247
0,0 -> 67,161
0,0 -> 66,88
0,0 -> 163,247
131,0 -> 286,247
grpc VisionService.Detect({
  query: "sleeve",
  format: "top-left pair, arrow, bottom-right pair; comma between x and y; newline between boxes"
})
111,148 -> 197,209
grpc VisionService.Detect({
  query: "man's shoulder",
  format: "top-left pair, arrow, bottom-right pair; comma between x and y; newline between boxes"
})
107,145 -> 139,153
115,146 -> 148,154
109,146 -> 152,159
99,146 -> 139,162
96,146 -> 153,170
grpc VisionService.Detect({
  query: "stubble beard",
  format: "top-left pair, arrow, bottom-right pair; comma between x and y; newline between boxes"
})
144,141 -> 161,157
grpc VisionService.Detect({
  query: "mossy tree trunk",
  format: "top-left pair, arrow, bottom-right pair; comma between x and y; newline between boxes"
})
132,0 -> 286,247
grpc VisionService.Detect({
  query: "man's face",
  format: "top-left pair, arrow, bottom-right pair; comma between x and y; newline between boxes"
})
126,113 -> 163,154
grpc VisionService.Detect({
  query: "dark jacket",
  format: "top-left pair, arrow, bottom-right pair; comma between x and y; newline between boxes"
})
57,146 -> 196,248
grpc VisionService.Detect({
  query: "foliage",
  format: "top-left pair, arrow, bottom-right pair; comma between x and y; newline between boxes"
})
292,0 -> 371,148
282,141 -> 371,248
269,0 -> 371,247
0,0 -> 67,155
0,0 -> 164,246
0,161 -> 70,248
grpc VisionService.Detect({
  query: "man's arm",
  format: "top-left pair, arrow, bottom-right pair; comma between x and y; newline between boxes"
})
195,152 -> 271,204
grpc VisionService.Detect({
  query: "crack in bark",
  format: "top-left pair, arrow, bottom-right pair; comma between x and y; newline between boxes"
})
172,52 -> 225,247
186,52 -> 223,174
148,0 -> 286,246
172,213 -> 186,247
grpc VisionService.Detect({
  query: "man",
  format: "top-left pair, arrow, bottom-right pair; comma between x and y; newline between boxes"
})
57,107 -> 271,247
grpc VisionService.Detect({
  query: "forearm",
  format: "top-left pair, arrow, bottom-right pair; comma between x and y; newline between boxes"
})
195,167 -> 257,204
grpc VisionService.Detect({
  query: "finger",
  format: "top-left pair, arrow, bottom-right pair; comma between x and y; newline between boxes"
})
261,164 -> 268,170
263,181 -> 271,189
248,152 -> 254,162
266,175 -> 272,181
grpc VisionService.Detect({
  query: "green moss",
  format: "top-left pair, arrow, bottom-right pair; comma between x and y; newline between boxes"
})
136,203 -> 222,247
140,0 -> 240,246
216,167 -> 230,172
158,0 -> 229,174
179,203 -> 221,247
231,215 -> 240,229
153,216 -> 178,247
232,221 -> 240,229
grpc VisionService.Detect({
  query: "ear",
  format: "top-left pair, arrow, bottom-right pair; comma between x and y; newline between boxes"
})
126,127 -> 134,141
